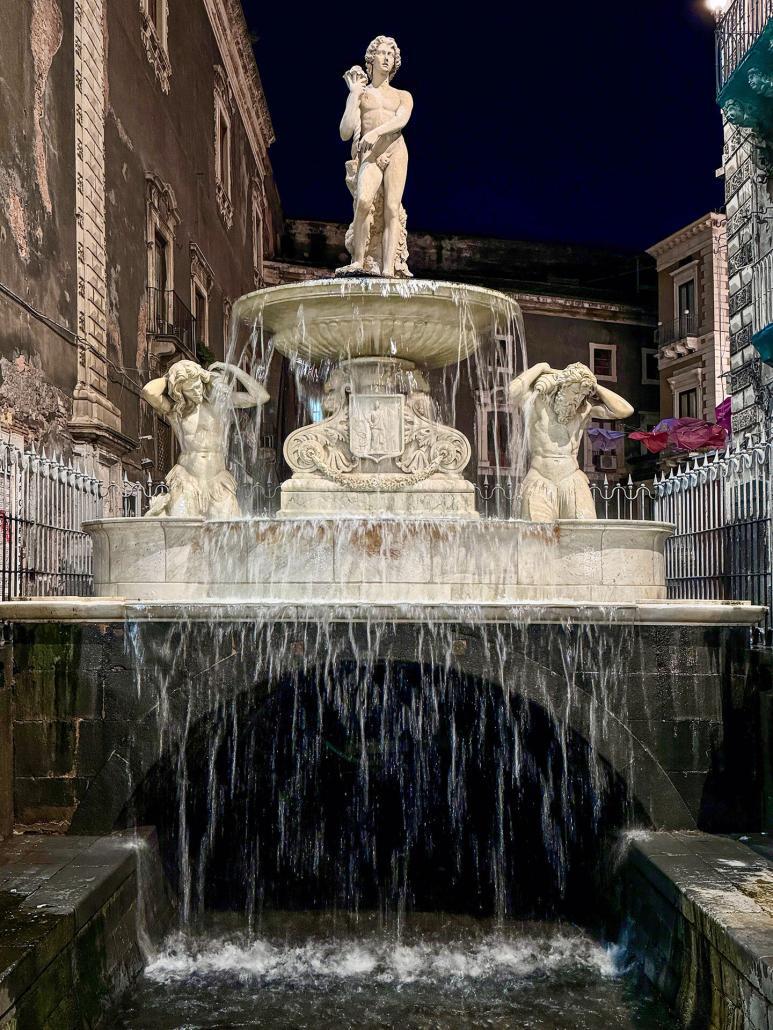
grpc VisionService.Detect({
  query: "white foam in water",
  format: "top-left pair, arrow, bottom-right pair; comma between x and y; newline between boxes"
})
145,930 -> 622,987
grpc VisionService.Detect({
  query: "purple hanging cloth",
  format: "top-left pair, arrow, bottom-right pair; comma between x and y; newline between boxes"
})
587,428 -> 625,452
715,397 -> 731,434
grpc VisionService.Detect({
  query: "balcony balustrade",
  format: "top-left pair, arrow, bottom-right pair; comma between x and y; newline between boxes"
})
716,0 -> 773,128
654,315 -> 701,358
146,287 -> 197,361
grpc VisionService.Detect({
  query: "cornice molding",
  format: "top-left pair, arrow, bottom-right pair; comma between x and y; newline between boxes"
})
647,213 -> 726,262
508,290 -> 656,327
202,0 -> 275,168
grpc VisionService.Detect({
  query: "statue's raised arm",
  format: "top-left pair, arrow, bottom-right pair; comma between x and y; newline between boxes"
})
340,66 -> 367,142
509,361 -> 635,522
208,362 -> 269,409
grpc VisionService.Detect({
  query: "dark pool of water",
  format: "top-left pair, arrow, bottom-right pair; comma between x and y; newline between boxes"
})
110,913 -> 676,1029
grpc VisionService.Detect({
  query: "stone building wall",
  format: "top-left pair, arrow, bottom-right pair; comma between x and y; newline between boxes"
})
0,0 -> 78,454
724,121 -> 773,434
647,213 -> 730,427
0,0 -> 280,486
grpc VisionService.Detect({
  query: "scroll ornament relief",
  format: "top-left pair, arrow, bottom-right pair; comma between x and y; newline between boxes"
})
283,389 -> 470,491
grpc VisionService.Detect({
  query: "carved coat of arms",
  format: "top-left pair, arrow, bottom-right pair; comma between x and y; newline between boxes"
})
349,394 -> 404,461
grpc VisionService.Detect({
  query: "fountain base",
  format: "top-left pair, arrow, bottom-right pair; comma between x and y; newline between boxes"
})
280,356 -> 476,517
84,516 -> 673,604
279,474 -> 478,518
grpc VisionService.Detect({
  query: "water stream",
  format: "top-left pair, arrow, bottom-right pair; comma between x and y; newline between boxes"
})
106,286 -> 681,1025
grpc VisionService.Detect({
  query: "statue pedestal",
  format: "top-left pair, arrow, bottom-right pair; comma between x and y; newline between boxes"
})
279,474 -> 478,518
280,356 -> 478,518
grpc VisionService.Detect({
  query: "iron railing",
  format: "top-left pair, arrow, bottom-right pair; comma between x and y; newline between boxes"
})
654,314 -> 700,347
716,0 -> 773,93
146,287 -> 197,356
0,442 -> 102,600
654,436 -> 773,639
474,477 -> 655,521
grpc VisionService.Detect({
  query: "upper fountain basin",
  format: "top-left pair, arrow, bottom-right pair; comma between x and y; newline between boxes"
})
233,278 -> 520,369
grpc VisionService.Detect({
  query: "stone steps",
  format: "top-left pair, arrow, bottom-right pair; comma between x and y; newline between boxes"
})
0,828 -> 170,1029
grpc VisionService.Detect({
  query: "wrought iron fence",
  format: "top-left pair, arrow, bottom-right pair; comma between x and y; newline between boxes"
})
0,442 -> 102,600
122,475 -> 655,522
654,437 -> 773,639
716,0 -> 773,93
472,477 -> 656,521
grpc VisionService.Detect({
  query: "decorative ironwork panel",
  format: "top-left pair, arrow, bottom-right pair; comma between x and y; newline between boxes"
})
731,323 -> 754,354
729,241 -> 753,275
726,159 -> 752,200
730,282 -> 753,315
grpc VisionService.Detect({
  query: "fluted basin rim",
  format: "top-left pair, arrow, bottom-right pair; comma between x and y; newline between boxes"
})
232,278 -> 521,368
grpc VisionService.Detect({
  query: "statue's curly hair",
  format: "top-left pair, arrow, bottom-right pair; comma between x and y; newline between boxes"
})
534,362 -> 597,399
365,36 -> 401,81
166,359 -> 212,415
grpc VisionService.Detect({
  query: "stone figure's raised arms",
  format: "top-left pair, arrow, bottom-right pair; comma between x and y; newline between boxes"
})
509,361 -> 634,522
141,358 -> 268,519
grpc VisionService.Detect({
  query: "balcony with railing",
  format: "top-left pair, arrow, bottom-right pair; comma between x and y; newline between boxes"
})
716,0 -> 773,129
654,314 -> 701,359
146,287 -> 197,364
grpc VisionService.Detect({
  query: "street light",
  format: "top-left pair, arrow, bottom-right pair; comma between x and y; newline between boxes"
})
706,0 -> 728,19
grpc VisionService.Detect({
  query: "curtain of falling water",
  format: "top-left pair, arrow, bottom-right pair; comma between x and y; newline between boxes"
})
220,279 -> 529,515
124,615 -> 640,928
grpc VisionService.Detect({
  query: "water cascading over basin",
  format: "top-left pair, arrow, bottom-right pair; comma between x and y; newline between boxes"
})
233,277 -> 522,518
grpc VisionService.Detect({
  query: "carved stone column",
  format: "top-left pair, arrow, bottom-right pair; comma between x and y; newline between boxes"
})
70,0 -> 134,507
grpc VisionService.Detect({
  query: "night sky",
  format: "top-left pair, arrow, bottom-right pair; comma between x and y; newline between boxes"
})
244,1 -> 723,252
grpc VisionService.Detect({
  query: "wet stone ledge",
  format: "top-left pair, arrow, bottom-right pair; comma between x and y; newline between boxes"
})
620,831 -> 773,1030
0,828 -> 170,1029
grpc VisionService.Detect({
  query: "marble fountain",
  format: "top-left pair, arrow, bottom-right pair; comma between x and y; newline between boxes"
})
1,35 -> 768,1030
83,269 -> 675,608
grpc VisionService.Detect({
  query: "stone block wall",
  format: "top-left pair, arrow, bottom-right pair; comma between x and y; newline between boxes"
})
0,636 -> 12,840
619,832 -> 773,1030
0,828 -> 172,1028
3,618 -> 765,837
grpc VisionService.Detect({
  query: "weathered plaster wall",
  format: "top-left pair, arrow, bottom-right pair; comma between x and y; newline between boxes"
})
104,2 -> 281,474
0,0 -> 78,437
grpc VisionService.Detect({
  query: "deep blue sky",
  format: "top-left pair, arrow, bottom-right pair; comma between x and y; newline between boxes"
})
244,1 -> 723,251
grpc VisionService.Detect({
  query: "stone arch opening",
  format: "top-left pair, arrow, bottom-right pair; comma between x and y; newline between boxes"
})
121,658 -> 644,922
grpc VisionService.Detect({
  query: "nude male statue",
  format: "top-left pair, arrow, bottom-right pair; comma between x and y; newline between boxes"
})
141,359 -> 269,518
509,361 -> 634,521
337,35 -> 413,278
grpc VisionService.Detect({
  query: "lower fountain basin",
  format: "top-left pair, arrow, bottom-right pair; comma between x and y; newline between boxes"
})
232,279 -> 520,368
85,517 -> 673,605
